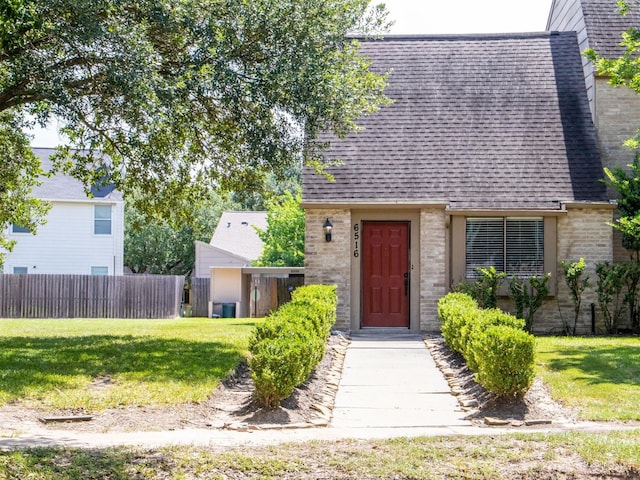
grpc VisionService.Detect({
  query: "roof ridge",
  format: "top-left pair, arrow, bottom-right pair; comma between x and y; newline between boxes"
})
353,31 -> 572,42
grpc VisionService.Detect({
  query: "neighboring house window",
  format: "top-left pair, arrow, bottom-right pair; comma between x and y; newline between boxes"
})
13,267 -> 28,274
11,224 -> 30,234
94,205 -> 112,235
91,266 -> 109,276
466,217 -> 544,278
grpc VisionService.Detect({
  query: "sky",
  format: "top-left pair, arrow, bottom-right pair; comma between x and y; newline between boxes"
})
29,0 -> 554,147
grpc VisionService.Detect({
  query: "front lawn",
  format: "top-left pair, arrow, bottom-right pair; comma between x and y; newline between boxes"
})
1,431 -> 639,479
0,317 -> 258,410
536,336 -> 640,421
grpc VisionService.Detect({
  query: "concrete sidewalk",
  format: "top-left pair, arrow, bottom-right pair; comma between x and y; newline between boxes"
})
331,333 -> 471,429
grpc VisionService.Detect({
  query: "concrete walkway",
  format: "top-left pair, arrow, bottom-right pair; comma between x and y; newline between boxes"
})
331,333 -> 471,429
0,333 -> 634,450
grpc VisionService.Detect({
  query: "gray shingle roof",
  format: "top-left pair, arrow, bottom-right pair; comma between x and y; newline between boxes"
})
32,148 -> 122,201
210,211 -> 267,261
302,33 -> 607,210
581,0 -> 640,58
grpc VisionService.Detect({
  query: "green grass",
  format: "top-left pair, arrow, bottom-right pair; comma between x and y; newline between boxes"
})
0,317 -> 258,410
536,336 -> 640,421
0,431 -> 638,479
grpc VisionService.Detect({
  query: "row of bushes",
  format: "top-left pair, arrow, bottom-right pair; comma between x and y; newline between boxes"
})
438,292 -> 536,398
248,284 -> 337,408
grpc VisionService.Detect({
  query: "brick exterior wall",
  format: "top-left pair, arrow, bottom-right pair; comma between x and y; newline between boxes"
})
420,208 -> 448,332
595,79 -> 640,175
505,206 -> 613,334
304,209 -> 351,331
594,79 -> 640,262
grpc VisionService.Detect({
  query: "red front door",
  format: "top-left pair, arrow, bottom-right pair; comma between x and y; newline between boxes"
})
361,221 -> 410,328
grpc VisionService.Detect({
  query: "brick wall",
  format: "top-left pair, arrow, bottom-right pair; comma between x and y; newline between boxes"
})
419,208 -> 448,331
515,206 -> 613,334
304,209 -> 351,331
594,79 -> 640,261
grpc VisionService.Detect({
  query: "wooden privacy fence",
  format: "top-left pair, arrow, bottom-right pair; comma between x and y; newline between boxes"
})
0,274 -> 184,318
250,276 -> 305,318
190,277 -> 210,317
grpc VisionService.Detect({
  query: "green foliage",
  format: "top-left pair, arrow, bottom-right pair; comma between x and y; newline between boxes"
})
601,155 -> 640,259
438,292 -> 534,397
454,266 -> 506,309
0,111 -> 50,266
248,284 -> 337,408
437,292 -> 479,354
0,0 -> 391,228
473,325 -> 536,398
621,260 -> 640,330
124,190 -> 237,275
508,273 -> 551,333
465,309 -> 525,372
253,190 -> 305,267
561,258 -> 590,335
595,262 -> 628,333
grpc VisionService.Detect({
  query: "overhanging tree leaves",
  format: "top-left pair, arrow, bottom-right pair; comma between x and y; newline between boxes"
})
0,0 -> 390,258
254,190 -> 304,267
124,190 -> 236,275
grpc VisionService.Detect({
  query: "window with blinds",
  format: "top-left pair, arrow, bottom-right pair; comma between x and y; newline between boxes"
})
465,217 -> 544,278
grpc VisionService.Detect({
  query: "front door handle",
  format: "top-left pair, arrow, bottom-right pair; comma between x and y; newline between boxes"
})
404,272 -> 409,296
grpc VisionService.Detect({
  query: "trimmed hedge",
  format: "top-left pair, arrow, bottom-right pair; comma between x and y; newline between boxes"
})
248,284 -> 337,408
474,325 -> 536,397
437,292 -> 535,398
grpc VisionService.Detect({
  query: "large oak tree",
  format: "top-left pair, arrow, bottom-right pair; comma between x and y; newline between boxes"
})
0,0 -> 389,262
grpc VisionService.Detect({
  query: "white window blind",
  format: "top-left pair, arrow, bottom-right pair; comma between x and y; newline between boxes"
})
466,218 -> 504,278
465,217 -> 544,278
506,218 -> 544,276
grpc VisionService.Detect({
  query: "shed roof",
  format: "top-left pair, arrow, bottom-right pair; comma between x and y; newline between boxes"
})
209,211 -> 267,262
302,33 -> 607,210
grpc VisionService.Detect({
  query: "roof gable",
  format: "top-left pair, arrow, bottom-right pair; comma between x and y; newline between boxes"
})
302,33 -> 606,210
210,211 -> 267,262
32,148 -> 122,201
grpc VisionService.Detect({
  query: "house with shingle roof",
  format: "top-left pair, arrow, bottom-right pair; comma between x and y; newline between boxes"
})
193,211 -> 267,278
549,0 -> 640,261
302,32 -> 615,333
3,148 -> 124,275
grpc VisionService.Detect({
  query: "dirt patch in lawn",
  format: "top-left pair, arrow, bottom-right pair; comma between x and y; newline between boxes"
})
0,334 -> 578,435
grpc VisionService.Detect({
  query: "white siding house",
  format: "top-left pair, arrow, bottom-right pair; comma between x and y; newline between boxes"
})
2,148 -> 124,275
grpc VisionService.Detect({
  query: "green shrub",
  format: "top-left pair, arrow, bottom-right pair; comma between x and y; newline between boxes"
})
465,309 -> 525,372
473,325 -> 536,398
508,273 -> 551,333
437,293 -> 478,354
249,328 -> 322,408
248,284 -> 337,408
454,266 -> 506,309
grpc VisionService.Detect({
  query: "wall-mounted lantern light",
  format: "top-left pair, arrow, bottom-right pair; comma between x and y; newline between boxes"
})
323,218 -> 333,242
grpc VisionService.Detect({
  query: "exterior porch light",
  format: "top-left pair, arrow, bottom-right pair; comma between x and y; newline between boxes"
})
323,218 -> 333,242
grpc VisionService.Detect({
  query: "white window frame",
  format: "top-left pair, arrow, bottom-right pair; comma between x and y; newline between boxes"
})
465,217 -> 544,279
13,267 -> 28,274
94,205 -> 112,235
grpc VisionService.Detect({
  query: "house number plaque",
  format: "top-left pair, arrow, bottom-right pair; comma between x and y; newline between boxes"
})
353,223 -> 360,257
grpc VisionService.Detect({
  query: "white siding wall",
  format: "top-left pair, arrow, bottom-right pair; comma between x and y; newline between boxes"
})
3,200 -> 124,275
548,0 -> 594,118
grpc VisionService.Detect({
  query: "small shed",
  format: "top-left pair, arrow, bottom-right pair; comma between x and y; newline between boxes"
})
208,266 -> 305,318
